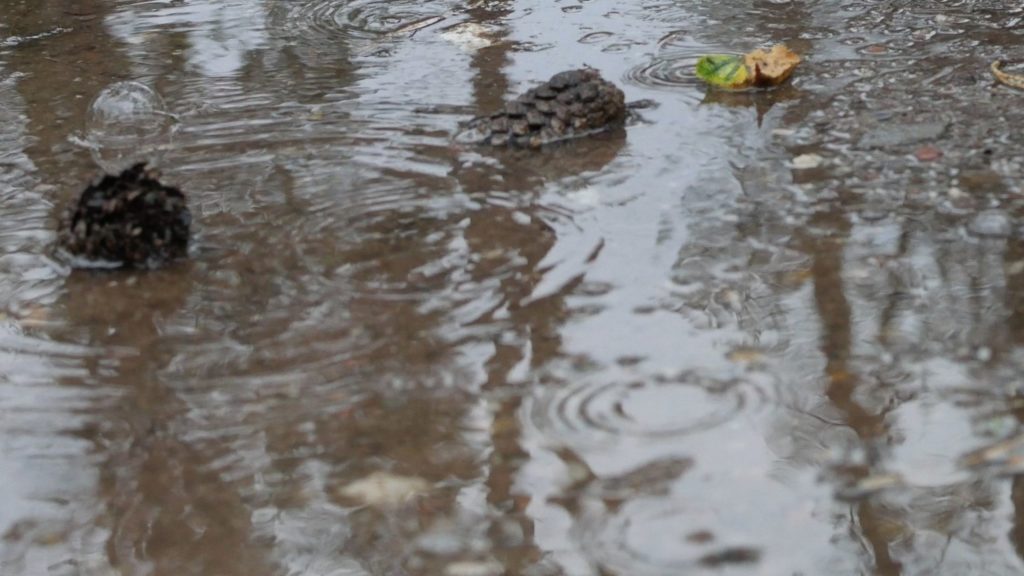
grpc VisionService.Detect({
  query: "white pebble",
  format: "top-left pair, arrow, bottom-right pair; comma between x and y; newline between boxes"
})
445,560 -> 505,576
336,471 -> 430,506
791,153 -> 824,169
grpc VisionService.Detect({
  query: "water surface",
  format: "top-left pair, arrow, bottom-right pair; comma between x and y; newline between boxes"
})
4,0 -> 1024,574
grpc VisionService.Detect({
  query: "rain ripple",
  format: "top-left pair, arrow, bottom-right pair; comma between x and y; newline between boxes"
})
528,371 -> 774,442
274,0 -> 454,44
624,30 -> 712,96
581,499 -> 762,575
625,55 -> 705,93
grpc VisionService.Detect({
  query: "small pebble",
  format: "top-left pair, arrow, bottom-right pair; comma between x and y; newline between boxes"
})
791,153 -> 824,169
444,560 -> 505,576
914,145 -> 943,162
336,471 -> 430,507
510,211 -> 531,226
440,23 -> 495,51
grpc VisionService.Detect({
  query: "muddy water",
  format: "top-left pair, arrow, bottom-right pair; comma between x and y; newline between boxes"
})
3,0 -> 1024,574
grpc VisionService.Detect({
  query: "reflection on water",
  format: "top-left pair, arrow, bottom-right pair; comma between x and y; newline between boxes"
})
5,0 -> 1024,574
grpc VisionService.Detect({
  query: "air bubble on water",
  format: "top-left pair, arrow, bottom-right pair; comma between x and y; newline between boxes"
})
85,81 -> 173,173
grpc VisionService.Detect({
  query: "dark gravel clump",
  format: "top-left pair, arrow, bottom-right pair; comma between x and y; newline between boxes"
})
59,163 -> 191,268
457,68 -> 627,148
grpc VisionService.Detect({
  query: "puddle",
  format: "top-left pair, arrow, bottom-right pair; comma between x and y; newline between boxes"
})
4,0 -> 1024,575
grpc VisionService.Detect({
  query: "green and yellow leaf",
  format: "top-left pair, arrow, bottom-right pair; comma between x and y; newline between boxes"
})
695,54 -> 750,89
695,44 -> 800,90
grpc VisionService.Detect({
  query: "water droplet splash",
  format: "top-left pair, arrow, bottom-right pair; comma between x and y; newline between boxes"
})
85,81 -> 173,173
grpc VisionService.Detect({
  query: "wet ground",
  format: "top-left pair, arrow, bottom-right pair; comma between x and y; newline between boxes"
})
3,0 -> 1024,574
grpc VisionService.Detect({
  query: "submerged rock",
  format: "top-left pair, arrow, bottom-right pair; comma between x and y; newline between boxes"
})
58,163 -> 191,268
336,471 -> 431,507
456,68 -> 627,148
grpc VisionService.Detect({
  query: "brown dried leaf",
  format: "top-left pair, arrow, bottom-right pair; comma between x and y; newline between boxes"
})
745,44 -> 801,88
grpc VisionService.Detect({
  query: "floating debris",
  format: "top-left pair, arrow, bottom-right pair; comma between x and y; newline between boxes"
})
991,60 -> 1024,90
695,44 -> 801,90
336,471 -> 431,507
455,68 -> 627,148
444,559 -> 505,576
58,163 -> 191,269
600,457 -> 693,497
440,22 -> 496,51
835,473 -> 905,501
698,547 -> 762,567
687,530 -> 716,544
726,347 -> 767,364
356,15 -> 447,57
383,15 -> 446,39
960,433 -> 1024,470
